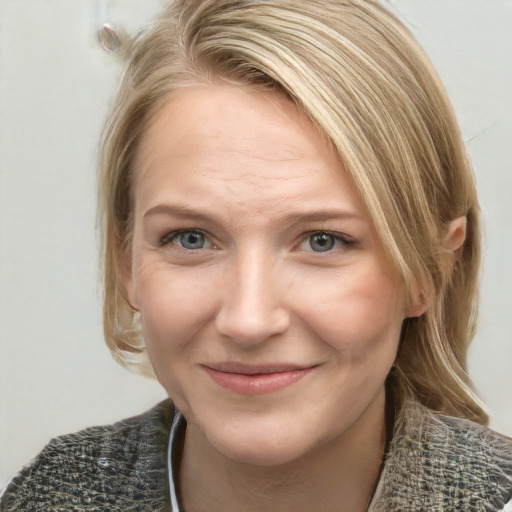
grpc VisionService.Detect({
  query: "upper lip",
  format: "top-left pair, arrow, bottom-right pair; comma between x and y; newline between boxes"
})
203,362 -> 318,375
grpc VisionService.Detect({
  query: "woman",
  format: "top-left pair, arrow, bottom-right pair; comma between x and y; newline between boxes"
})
2,0 -> 511,510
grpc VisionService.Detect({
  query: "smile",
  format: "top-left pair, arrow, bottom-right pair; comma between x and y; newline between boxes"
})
202,363 -> 317,395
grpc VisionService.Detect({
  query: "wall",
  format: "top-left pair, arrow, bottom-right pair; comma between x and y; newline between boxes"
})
1,0 -> 511,490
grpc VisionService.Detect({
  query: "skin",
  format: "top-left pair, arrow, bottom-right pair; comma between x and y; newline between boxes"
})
124,84 -> 427,511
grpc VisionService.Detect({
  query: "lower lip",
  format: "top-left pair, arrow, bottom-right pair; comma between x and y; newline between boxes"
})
203,367 -> 313,395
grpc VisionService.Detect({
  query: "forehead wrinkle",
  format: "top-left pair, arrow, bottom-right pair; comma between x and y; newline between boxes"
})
203,124 -> 310,163
135,87 -> 342,188
136,132 -> 306,186
133,84 -> 358,222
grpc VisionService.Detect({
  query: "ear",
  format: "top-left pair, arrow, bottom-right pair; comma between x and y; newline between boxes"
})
118,240 -> 140,312
442,215 -> 467,254
406,216 -> 467,319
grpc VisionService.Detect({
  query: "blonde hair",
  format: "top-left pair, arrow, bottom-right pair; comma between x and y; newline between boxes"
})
98,0 -> 487,423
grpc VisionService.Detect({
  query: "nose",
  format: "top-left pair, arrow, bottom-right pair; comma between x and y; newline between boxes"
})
214,252 -> 291,346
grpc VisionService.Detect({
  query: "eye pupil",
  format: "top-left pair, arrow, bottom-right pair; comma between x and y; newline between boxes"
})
310,233 -> 335,252
180,231 -> 205,250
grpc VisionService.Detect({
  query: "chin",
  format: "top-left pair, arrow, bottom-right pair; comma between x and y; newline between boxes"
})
203,416 -> 320,467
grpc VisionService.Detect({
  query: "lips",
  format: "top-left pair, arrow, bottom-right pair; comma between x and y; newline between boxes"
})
202,362 -> 317,395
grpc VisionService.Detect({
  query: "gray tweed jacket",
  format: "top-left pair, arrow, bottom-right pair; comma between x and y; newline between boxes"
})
1,400 -> 511,511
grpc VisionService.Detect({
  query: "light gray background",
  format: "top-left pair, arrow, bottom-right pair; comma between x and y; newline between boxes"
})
1,0 -> 511,490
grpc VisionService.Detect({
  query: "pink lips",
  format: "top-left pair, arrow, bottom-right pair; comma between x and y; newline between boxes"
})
203,363 -> 315,395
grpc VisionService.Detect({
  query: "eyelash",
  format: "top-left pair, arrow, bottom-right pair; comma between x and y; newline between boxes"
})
158,229 -> 354,254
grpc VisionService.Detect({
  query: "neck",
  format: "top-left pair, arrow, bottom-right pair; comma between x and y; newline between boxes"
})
179,390 -> 387,512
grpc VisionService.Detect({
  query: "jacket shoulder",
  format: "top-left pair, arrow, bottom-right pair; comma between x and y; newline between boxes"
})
0,400 -> 174,511
373,401 -> 512,511
436,413 -> 512,499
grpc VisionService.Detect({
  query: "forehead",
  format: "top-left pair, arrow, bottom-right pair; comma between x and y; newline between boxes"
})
136,84 -> 337,171
133,84 -> 366,219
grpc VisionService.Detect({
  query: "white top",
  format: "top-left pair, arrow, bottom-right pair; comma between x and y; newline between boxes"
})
167,409 -> 185,512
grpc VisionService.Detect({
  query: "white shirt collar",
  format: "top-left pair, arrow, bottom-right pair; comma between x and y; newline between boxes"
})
167,408 -> 185,512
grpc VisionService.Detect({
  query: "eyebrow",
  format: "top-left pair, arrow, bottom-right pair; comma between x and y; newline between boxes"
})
143,204 -> 366,224
144,204 -> 214,222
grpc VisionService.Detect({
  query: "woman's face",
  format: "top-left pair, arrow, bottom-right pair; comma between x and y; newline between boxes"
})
125,84 -> 419,466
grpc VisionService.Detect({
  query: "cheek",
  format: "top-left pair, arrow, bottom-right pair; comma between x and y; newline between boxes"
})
294,266 -> 405,357
134,261 -> 219,353
133,262 -> 221,405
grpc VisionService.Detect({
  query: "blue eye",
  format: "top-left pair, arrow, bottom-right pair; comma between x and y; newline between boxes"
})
299,231 -> 353,253
308,232 -> 336,252
179,231 -> 206,249
161,230 -> 209,250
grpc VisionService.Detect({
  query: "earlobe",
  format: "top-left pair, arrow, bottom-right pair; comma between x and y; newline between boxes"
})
123,278 -> 140,312
407,288 -> 429,318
